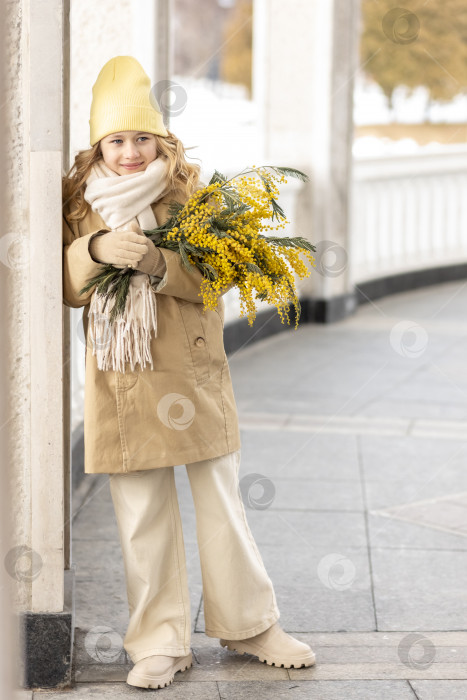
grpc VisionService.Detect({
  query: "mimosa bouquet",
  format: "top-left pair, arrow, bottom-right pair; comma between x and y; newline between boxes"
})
80,166 -> 316,331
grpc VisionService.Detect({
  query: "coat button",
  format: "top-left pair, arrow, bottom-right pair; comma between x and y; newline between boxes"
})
195,336 -> 205,347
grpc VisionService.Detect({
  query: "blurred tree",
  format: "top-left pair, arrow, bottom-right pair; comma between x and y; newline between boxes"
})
361,0 -> 467,111
219,0 -> 253,96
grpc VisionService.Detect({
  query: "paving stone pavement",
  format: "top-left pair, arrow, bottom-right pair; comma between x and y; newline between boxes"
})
31,281 -> 467,698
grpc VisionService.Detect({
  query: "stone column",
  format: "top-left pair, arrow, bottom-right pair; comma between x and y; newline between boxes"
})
131,0 -> 171,82
148,0 -> 175,129
63,0 -> 72,579
155,0 -> 173,82
0,0 -> 16,692
253,0 -> 360,322
5,0 -> 72,689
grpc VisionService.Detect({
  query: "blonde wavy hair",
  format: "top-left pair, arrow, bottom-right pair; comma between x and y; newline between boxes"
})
62,130 -> 201,223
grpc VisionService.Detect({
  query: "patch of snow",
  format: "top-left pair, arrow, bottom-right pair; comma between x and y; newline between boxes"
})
354,75 -> 467,125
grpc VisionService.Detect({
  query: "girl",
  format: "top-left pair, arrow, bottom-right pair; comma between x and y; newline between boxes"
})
62,55 -> 315,691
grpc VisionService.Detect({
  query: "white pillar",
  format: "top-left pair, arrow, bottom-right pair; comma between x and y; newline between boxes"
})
155,0 -> 172,82
0,0 -> 16,692
253,0 -> 360,320
131,0 -> 171,81
4,0 -> 70,688
29,0 -> 66,616
137,0 -> 173,129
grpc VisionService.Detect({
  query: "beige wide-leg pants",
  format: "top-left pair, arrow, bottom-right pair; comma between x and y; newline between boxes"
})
109,448 -> 280,664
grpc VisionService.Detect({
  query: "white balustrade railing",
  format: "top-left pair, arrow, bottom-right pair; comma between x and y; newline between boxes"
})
351,145 -> 467,283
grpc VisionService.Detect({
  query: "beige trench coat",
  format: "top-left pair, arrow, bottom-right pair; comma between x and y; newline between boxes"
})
63,189 -> 241,474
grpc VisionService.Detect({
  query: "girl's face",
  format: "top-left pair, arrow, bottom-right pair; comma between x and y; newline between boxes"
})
99,131 -> 157,175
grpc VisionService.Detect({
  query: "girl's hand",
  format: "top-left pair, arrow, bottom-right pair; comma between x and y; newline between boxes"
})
89,222 -> 148,268
134,240 -> 165,275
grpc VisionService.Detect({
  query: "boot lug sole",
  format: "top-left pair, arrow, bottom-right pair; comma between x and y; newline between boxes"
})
126,654 -> 193,689
219,639 -> 316,668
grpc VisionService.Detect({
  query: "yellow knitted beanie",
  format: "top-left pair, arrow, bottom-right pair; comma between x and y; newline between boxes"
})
89,56 -> 168,146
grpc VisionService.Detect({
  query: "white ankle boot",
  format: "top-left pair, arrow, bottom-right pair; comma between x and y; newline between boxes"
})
220,622 -> 316,668
126,652 -> 192,689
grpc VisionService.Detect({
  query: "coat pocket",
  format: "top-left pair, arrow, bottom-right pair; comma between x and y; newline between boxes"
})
177,301 -> 211,385
115,369 -> 139,392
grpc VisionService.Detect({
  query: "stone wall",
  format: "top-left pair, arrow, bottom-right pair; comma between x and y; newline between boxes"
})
5,0 -> 32,613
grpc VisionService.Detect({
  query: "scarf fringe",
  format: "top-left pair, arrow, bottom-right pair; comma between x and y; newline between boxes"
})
88,275 -> 158,373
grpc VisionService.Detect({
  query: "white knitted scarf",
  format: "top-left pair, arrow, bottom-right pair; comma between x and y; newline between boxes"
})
84,156 -> 170,373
